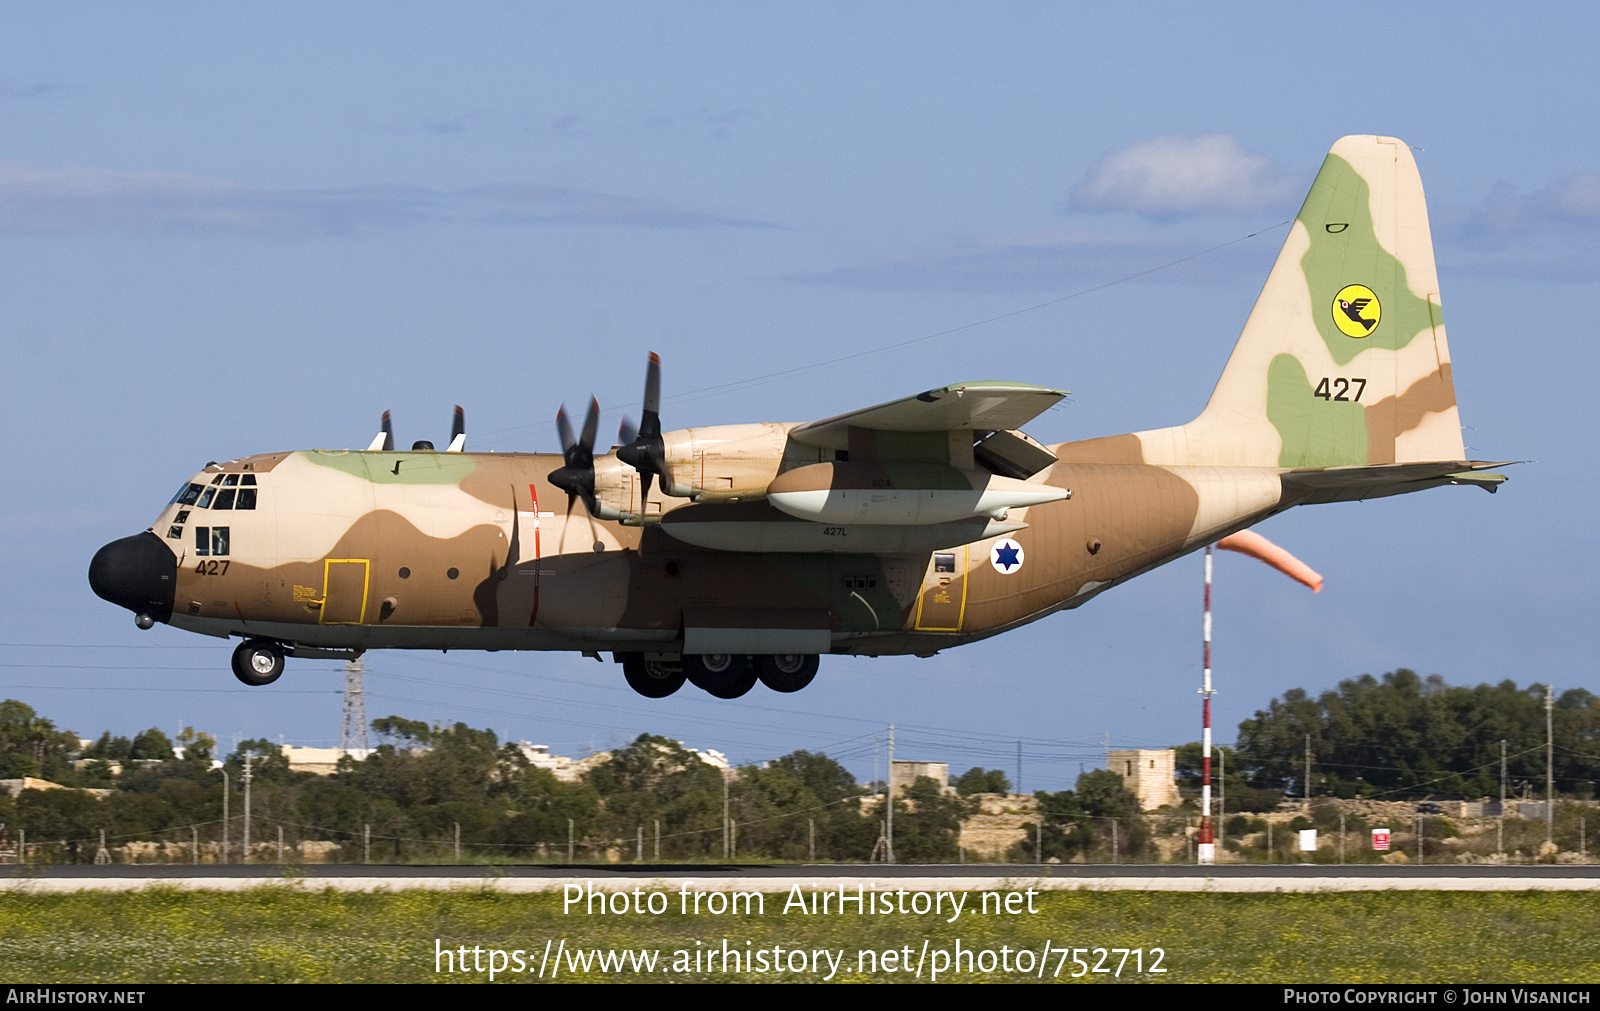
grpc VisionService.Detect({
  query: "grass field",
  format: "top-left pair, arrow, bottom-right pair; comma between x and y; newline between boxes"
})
2,886 -> 1596,983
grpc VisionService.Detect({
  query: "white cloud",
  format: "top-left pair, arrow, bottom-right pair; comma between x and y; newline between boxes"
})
1068,134 -> 1306,220
1444,173 -> 1600,244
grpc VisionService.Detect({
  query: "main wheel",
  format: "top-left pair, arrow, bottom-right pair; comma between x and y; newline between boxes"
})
231,639 -> 285,686
683,654 -> 757,699
620,654 -> 685,698
754,653 -> 819,693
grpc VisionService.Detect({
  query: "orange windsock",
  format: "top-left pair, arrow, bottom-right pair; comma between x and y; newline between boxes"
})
1216,529 -> 1323,592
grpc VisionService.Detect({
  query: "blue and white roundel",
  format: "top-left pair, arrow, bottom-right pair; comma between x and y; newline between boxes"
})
989,538 -> 1024,574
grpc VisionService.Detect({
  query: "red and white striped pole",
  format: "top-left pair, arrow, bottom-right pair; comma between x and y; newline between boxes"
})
1198,544 -> 1217,864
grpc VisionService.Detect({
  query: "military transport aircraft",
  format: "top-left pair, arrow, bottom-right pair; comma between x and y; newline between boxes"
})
89,135 -> 1508,700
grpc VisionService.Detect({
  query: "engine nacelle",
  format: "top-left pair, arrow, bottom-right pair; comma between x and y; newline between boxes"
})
659,423 -> 798,501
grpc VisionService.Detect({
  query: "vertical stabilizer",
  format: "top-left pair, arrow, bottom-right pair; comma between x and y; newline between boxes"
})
1134,136 -> 1465,470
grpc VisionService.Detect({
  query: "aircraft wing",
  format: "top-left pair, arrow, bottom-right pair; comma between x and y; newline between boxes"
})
787,381 -> 1067,451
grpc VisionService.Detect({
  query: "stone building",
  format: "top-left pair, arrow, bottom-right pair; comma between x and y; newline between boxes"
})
1107,749 -> 1180,811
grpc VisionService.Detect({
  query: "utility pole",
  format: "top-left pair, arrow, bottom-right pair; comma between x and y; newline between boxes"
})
340,655 -> 370,753
1304,733 -> 1312,813
722,773 -> 730,859
1219,748 -> 1227,849
1547,685 -> 1556,848
1198,545 -> 1217,865
1016,740 -> 1022,797
1500,739 -> 1507,859
220,768 -> 229,865
241,754 -> 253,864
885,723 -> 895,864
454,822 -> 460,863
567,818 -> 574,862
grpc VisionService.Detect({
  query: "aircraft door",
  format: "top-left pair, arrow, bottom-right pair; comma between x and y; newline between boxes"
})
320,558 -> 370,624
914,545 -> 967,632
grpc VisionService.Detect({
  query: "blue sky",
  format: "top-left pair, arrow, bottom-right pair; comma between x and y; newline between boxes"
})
2,3 -> 1595,789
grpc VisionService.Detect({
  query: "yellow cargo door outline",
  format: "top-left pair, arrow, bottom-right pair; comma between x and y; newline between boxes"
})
914,544 -> 967,632
320,558 -> 370,625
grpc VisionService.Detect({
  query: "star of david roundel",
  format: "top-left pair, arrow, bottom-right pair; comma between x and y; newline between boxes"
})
990,538 -> 1025,575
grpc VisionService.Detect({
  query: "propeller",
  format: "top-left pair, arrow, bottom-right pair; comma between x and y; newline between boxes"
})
616,352 -> 674,509
548,397 -> 603,551
446,405 -> 466,452
367,411 -> 395,452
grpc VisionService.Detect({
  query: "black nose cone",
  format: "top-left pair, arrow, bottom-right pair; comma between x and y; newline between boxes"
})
89,531 -> 177,623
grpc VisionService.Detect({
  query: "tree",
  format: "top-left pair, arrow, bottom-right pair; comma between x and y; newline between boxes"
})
954,767 -> 1011,796
129,728 -> 174,761
1236,671 -> 1600,799
0,700 -> 80,780
1013,788 -> 1094,862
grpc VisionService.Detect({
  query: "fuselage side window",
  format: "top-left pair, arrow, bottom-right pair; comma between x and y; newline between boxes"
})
195,526 -> 210,557
211,527 -> 229,556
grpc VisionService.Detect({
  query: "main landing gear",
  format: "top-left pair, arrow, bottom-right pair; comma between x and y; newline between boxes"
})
231,639 -> 285,686
616,653 -> 820,698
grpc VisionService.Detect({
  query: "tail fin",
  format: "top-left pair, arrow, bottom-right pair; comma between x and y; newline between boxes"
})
1136,135 -> 1465,470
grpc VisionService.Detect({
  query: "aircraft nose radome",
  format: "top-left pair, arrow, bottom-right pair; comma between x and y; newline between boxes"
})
88,531 -> 177,623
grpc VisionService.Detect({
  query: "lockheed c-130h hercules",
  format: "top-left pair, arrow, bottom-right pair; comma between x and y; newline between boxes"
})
89,136 -> 1508,700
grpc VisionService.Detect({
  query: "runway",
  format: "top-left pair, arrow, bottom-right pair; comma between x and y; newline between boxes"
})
6,863 -> 1599,893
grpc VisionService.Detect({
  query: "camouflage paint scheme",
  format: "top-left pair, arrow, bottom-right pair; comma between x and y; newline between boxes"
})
96,137 -> 1506,672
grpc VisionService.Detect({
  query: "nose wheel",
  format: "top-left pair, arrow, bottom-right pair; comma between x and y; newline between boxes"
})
231,639 -> 285,686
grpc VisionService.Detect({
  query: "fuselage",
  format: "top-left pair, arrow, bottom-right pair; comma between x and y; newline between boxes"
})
90,437 -> 1286,658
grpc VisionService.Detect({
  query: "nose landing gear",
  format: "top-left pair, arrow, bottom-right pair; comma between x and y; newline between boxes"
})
231,639 -> 285,686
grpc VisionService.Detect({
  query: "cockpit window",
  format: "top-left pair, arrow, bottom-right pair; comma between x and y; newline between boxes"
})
210,474 -> 224,485
194,526 -> 230,557
235,488 -> 257,510
176,484 -> 203,506
241,474 -> 256,486
213,489 -> 236,510
223,474 -> 239,487
197,488 -> 216,509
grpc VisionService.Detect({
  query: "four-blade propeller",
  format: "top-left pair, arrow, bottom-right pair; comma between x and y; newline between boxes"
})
548,396 -> 601,516
616,352 -> 674,510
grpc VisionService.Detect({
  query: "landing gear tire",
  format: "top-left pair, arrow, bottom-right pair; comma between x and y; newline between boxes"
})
683,654 -> 757,699
755,653 -> 819,693
620,654 -> 686,698
231,639 -> 285,687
